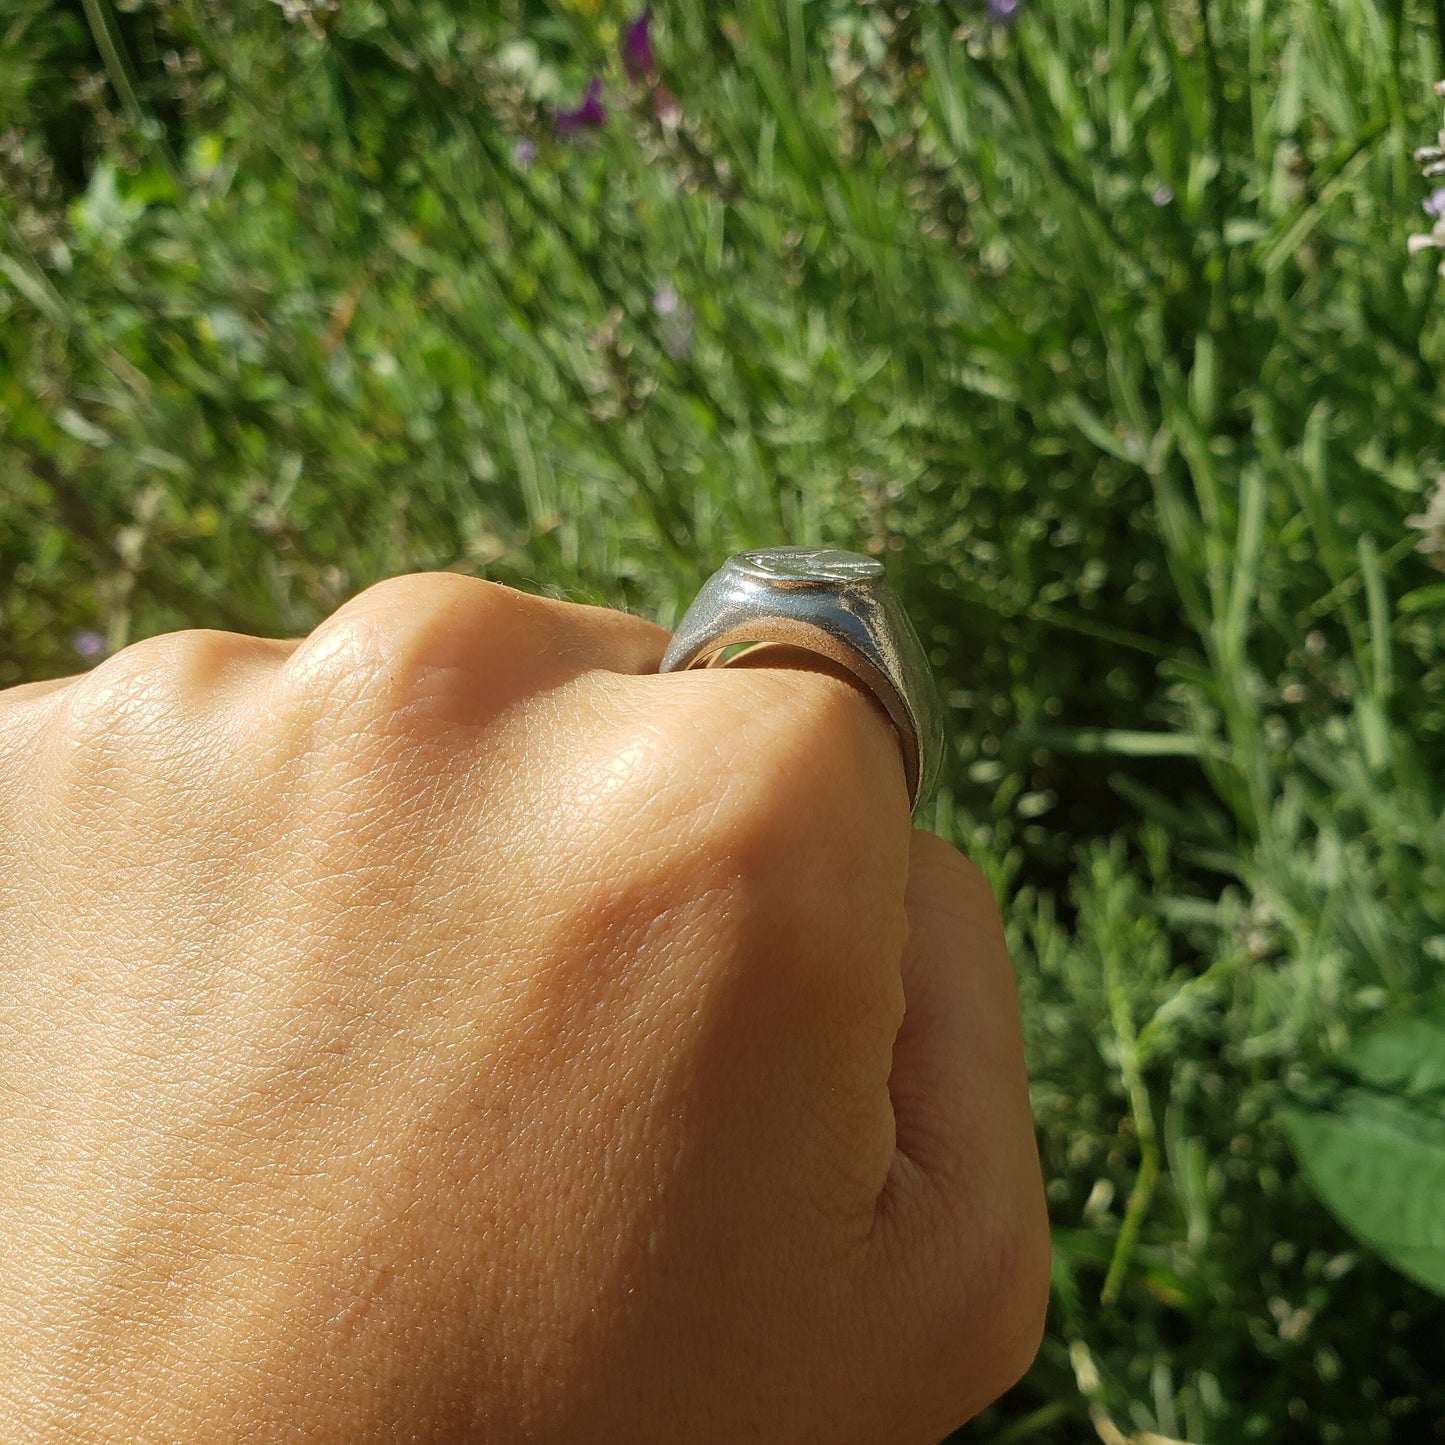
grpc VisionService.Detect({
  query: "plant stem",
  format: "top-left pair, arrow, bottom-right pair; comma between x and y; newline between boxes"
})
1101,935 -> 1162,1305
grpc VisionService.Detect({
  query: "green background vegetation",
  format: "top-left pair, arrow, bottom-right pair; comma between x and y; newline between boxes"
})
3,0 -> 1444,1438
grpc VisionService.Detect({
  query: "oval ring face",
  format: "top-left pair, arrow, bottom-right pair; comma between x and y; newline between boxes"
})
736,547 -> 885,586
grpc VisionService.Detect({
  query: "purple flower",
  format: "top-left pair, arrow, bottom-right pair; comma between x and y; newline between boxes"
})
1425,187 -> 1445,220
72,630 -> 105,660
512,137 -> 538,169
1150,184 -> 1174,207
986,0 -> 1022,24
621,10 -> 654,84
556,78 -> 606,136
652,283 -> 679,316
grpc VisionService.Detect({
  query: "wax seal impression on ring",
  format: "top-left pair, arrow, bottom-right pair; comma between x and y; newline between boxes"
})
737,548 -> 887,586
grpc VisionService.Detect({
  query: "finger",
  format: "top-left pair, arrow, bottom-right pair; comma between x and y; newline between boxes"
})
882,830 -> 1050,1395
889,831 -> 1041,1196
649,653 -> 912,913
717,642 -> 910,790
619,659 -> 914,1167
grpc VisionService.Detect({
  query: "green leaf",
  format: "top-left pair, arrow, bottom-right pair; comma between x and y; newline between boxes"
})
1399,582 -> 1445,615
1283,994 -> 1445,1297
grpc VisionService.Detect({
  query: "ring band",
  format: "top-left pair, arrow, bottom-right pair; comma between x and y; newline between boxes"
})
659,547 -> 943,811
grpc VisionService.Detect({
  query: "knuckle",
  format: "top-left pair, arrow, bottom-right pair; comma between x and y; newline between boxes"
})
278,572 -> 544,726
279,604 -> 393,708
328,571 -> 494,639
54,629 -> 242,745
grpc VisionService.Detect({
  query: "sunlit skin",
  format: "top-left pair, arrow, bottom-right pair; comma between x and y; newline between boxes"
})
0,572 -> 1048,1444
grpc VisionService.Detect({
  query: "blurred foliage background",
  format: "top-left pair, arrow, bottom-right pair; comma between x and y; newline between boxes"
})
4,0 -> 1445,1439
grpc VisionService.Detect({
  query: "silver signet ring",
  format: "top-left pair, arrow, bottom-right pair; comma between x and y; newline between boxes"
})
659,547 -> 943,811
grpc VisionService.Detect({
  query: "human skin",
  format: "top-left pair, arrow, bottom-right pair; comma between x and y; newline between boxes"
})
0,572 -> 1049,1444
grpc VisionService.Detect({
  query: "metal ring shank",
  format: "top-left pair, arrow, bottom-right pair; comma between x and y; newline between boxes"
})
659,552 -> 941,809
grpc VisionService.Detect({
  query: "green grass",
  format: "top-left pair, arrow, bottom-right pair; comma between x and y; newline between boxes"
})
4,0 -> 1445,1438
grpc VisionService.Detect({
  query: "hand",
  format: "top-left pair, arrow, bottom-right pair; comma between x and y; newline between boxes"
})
0,573 -> 1048,1444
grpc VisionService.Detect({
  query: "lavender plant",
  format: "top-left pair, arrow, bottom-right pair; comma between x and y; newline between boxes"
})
1271,60 -> 1445,1359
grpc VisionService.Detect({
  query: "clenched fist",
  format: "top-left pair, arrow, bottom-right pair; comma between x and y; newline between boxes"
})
0,573 -> 1048,1444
